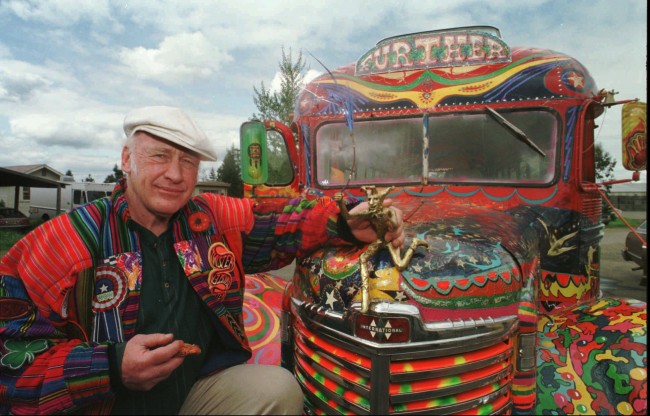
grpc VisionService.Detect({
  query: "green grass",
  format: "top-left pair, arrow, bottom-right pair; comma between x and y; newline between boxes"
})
606,217 -> 644,229
1,230 -> 26,252
0,219 -> 42,253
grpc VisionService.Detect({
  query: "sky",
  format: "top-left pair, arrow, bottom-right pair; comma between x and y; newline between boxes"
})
0,0 -> 647,184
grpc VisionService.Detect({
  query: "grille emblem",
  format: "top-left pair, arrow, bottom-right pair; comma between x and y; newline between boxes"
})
355,315 -> 410,343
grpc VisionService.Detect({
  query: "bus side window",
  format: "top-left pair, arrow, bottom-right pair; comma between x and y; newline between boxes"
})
581,107 -> 597,183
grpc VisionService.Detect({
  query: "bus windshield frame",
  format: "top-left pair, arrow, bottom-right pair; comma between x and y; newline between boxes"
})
315,109 -> 559,187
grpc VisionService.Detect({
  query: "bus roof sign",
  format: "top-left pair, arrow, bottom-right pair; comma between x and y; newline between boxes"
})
356,27 -> 511,76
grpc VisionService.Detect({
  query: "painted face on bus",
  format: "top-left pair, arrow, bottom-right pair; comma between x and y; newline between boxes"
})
121,131 -> 200,230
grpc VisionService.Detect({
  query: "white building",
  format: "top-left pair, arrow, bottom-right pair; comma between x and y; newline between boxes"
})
609,181 -> 647,212
0,164 -> 64,216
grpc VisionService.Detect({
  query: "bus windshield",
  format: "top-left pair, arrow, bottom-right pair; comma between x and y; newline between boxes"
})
315,109 -> 558,186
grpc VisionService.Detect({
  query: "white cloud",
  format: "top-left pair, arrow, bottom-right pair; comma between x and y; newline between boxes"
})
119,32 -> 233,85
0,69 -> 51,102
10,111 -> 120,147
268,69 -> 323,94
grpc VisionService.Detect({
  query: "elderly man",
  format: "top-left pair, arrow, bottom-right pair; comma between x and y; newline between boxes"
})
0,106 -> 405,415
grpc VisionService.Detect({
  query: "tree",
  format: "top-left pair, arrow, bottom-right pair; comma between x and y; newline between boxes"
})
250,47 -> 306,185
252,47 -> 308,125
595,142 -> 617,219
595,142 -> 616,183
104,164 -> 124,183
82,174 -> 95,183
206,167 -> 218,181
217,145 -> 243,197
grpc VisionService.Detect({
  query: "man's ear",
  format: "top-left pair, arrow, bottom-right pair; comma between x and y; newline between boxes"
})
121,146 -> 131,174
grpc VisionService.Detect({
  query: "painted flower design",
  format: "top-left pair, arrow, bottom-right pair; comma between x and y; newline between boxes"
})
189,211 -> 211,233
0,339 -> 49,370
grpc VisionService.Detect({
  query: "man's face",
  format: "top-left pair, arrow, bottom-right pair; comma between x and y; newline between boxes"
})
122,132 -> 200,221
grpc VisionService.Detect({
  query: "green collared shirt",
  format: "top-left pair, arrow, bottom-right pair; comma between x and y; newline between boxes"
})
111,224 -> 216,415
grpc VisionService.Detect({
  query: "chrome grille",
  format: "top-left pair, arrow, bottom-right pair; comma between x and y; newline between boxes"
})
581,194 -> 603,222
291,303 -> 516,415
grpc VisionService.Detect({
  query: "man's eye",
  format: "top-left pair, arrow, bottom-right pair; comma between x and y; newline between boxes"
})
182,157 -> 199,168
151,153 -> 170,162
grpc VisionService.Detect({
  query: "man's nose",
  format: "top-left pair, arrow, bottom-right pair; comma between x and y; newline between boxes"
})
165,157 -> 185,181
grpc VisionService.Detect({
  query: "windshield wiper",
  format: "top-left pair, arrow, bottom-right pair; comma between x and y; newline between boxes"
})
485,107 -> 546,157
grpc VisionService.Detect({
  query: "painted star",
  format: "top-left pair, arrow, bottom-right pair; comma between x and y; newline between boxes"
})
567,72 -> 584,88
325,290 -> 338,308
99,284 -> 109,293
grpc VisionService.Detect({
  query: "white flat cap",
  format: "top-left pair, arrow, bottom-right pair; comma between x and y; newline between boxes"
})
124,106 -> 218,162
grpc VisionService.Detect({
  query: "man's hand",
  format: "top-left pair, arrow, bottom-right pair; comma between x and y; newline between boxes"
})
347,199 -> 406,248
121,333 -> 185,391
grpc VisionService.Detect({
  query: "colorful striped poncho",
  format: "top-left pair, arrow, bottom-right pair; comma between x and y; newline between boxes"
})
0,179 -> 347,414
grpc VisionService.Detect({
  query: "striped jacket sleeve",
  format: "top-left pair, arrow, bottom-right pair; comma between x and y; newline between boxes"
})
0,214 -> 113,414
202,194 -> 349,273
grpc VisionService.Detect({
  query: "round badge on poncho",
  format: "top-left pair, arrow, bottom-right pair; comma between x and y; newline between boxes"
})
208,270 -> 233,302
208,242 -> 235,271
92,265 -> 128,312
189,211 -> 211,233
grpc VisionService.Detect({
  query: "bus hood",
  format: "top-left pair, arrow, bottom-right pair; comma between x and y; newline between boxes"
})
293,202 -> 541,324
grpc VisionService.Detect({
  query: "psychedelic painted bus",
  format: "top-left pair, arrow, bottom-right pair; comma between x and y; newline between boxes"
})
241,26 -> 647,415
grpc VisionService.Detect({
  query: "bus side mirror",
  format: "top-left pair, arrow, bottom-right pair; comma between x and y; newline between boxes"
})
240,121 -> 269,185
621,101 -> 646,172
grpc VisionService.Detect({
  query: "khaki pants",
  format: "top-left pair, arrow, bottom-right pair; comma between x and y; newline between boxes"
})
179,364 -> 303,415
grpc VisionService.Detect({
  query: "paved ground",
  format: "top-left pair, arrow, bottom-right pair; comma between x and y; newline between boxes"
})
273,212 -> 647,302
600,220 -> 647,302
